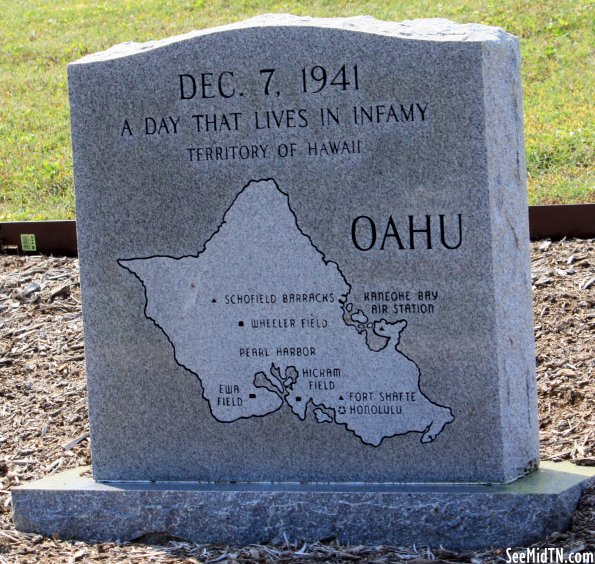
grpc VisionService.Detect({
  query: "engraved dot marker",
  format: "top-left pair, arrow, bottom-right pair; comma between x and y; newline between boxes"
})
249,393 -> 256,399
296,396 -> 302,402
238,321 -> 244,327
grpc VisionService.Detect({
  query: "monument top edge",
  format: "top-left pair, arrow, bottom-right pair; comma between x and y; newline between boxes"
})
69,14 -> 515,65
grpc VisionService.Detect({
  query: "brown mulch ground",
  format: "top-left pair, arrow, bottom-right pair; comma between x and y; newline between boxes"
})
0,239 -> 593,563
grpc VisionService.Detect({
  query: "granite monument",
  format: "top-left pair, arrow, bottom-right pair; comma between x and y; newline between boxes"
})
67,14 -> 538,483
13,15 -> 594,549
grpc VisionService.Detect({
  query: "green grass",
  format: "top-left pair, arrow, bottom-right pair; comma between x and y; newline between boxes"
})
0,0 -> 592,220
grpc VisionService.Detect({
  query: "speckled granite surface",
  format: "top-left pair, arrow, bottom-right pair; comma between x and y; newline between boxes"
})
67,16 -> 537,483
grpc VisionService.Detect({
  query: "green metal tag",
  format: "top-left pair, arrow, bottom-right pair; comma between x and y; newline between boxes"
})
20,233 -> 37,252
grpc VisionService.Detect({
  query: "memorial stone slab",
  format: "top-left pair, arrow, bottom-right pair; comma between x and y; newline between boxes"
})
13,15 -> 595,549
64,14 -> 539,483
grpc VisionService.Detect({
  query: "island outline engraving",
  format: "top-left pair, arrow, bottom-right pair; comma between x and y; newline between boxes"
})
118,178 -> 455,447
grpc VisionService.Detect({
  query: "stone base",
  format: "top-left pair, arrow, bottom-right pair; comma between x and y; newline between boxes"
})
12,462 -> 595,551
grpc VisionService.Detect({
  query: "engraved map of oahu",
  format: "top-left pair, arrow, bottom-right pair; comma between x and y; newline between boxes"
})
119,179 -> 454,447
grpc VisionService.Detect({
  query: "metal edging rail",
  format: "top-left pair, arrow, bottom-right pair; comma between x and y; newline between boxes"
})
0,205 -> 593,257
